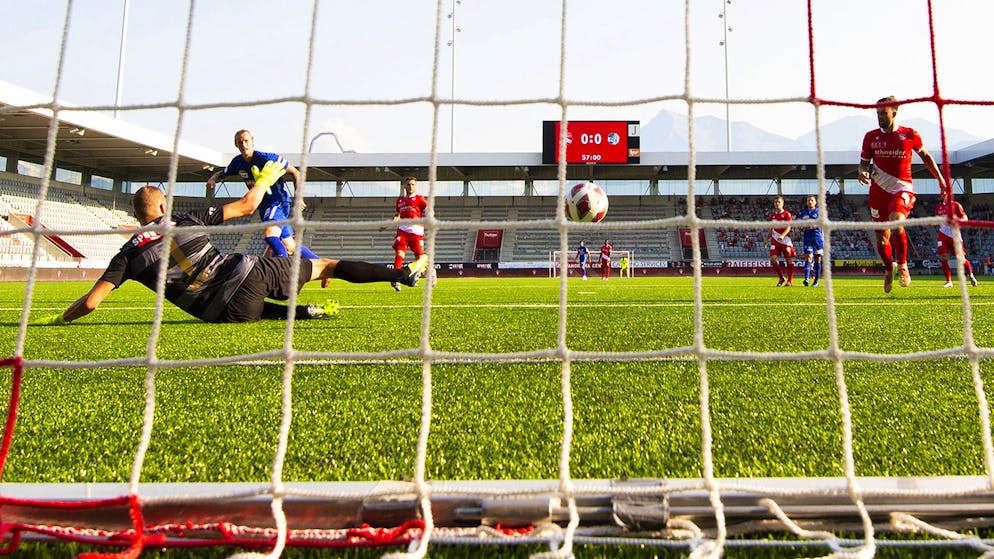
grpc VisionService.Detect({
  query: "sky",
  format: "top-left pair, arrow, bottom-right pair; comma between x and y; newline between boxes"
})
2,0 -> 994,156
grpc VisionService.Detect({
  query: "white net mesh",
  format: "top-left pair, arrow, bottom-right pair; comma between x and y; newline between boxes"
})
3,1 -> 994,558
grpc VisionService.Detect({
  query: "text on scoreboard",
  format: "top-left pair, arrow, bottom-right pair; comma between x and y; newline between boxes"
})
542,120 -> 640,164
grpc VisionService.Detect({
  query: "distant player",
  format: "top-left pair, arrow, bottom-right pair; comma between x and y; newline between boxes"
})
768,195 -> 795,287
207,130 -> 321,261
797,195 -> 824,287
599,240 -> 612,280
576,240 -> 589,280
387,177 -> 428,291
858,96 -> 947,293
935,191 -> 978,288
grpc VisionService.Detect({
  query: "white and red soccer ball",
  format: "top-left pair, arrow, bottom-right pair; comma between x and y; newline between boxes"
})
565,182 -> 609,222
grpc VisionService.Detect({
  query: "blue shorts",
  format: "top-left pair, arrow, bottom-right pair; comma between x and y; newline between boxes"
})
803,237 -> 824,255
259,201 -> 294,239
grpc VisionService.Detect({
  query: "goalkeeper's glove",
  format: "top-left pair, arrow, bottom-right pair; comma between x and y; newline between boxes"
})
250,160 -> 287,194
31,313 -> 66,326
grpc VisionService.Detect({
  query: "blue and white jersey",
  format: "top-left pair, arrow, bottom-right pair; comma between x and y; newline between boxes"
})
797,207 -> 824,244
576,245 -> 589,264
222,151 -> 292,221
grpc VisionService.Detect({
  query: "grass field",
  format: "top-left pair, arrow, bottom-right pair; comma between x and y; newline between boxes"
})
1,274 -> 993,557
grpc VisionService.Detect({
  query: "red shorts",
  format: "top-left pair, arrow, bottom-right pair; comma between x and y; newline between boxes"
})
936,231 -> 962,257
769,240 -> 795,258
393,230 -> 424,255
868,185 -> 916,222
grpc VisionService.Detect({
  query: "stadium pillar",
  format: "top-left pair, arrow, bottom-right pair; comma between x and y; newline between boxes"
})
337,181 -> 345,197
838,178 -> 846,196
713,179 -> 721,197
112,178 -> 125,211
963,176 -> 973,197
524,179 -> 534,196
463,179 -> 470,197
649,179 -> 659,196
4,153 -> 16,173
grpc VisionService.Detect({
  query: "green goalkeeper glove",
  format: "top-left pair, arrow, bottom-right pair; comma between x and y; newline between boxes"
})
31,313 -> 66,326
250,160 -> 287,194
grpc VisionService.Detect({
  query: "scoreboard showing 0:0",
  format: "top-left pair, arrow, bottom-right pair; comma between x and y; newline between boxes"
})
542,120 -> 640,164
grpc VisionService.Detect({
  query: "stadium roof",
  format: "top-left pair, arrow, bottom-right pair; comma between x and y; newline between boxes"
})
3,81 -> 994,186
298,146 -> 994,184
0,80 -> 224,182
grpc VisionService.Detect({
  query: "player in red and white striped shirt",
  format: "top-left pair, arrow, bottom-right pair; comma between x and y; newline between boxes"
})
935,193 -> 978,288
858,96 -> 947,293
599,240 -> 612,280
386,177 -> 429,291
768,195 -> 795,287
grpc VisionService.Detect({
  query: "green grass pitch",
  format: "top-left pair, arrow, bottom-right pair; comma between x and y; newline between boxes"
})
0,275 -> 992,557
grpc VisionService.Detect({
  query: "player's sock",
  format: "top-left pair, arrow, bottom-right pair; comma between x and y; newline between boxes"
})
964,259 -> 975,277
877,240 -> 893,270
771,261 -> 783,280
334,260 -> 398,283
804,261 -> 812,282
786,260 -> 795,282
265,236 -> 288,257
298,245 -> 319,259
941,260 -> 952,282
892,230 -> 908,265
814,258 -> 822,280
394,254 -> 404,270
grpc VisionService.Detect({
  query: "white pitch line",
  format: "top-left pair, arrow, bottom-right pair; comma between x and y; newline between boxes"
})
11,299 -> 992,313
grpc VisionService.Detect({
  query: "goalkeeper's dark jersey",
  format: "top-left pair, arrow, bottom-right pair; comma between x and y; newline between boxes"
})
100,207 -> 256,322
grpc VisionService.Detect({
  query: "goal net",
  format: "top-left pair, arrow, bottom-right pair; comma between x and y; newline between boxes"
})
549,250 -> 634,278
3,1 -> 994,558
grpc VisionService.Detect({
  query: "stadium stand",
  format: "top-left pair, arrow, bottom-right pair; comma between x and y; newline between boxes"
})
4,165 -> 994,275
712,194 -> 881,260
0,173 -> 137,265
303,197 -> 398,263
0,217 -> 36,265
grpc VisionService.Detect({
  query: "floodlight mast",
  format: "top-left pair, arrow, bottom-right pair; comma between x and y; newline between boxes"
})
719,0 -> 733,151
114,0 -> 130,119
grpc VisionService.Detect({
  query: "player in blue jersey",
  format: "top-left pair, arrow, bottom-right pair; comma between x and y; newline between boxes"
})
797,195 -> 824,287
576,240 -> 589,280
207,130 -> 320,261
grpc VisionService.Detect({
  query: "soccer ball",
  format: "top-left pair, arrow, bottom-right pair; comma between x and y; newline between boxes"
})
564,182 -> 609,222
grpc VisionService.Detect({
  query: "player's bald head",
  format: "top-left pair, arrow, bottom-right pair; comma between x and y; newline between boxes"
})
132,185 -> 166,224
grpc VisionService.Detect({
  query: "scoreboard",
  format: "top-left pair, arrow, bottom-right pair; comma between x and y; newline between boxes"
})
542,120 -> 640,164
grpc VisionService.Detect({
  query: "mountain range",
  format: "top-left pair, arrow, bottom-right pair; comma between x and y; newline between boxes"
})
640,109 -> 985,152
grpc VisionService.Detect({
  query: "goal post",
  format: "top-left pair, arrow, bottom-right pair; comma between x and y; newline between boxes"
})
549,249 -> 634,278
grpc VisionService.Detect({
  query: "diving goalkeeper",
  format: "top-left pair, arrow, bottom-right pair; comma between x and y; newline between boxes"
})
33,162 -> 427,325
